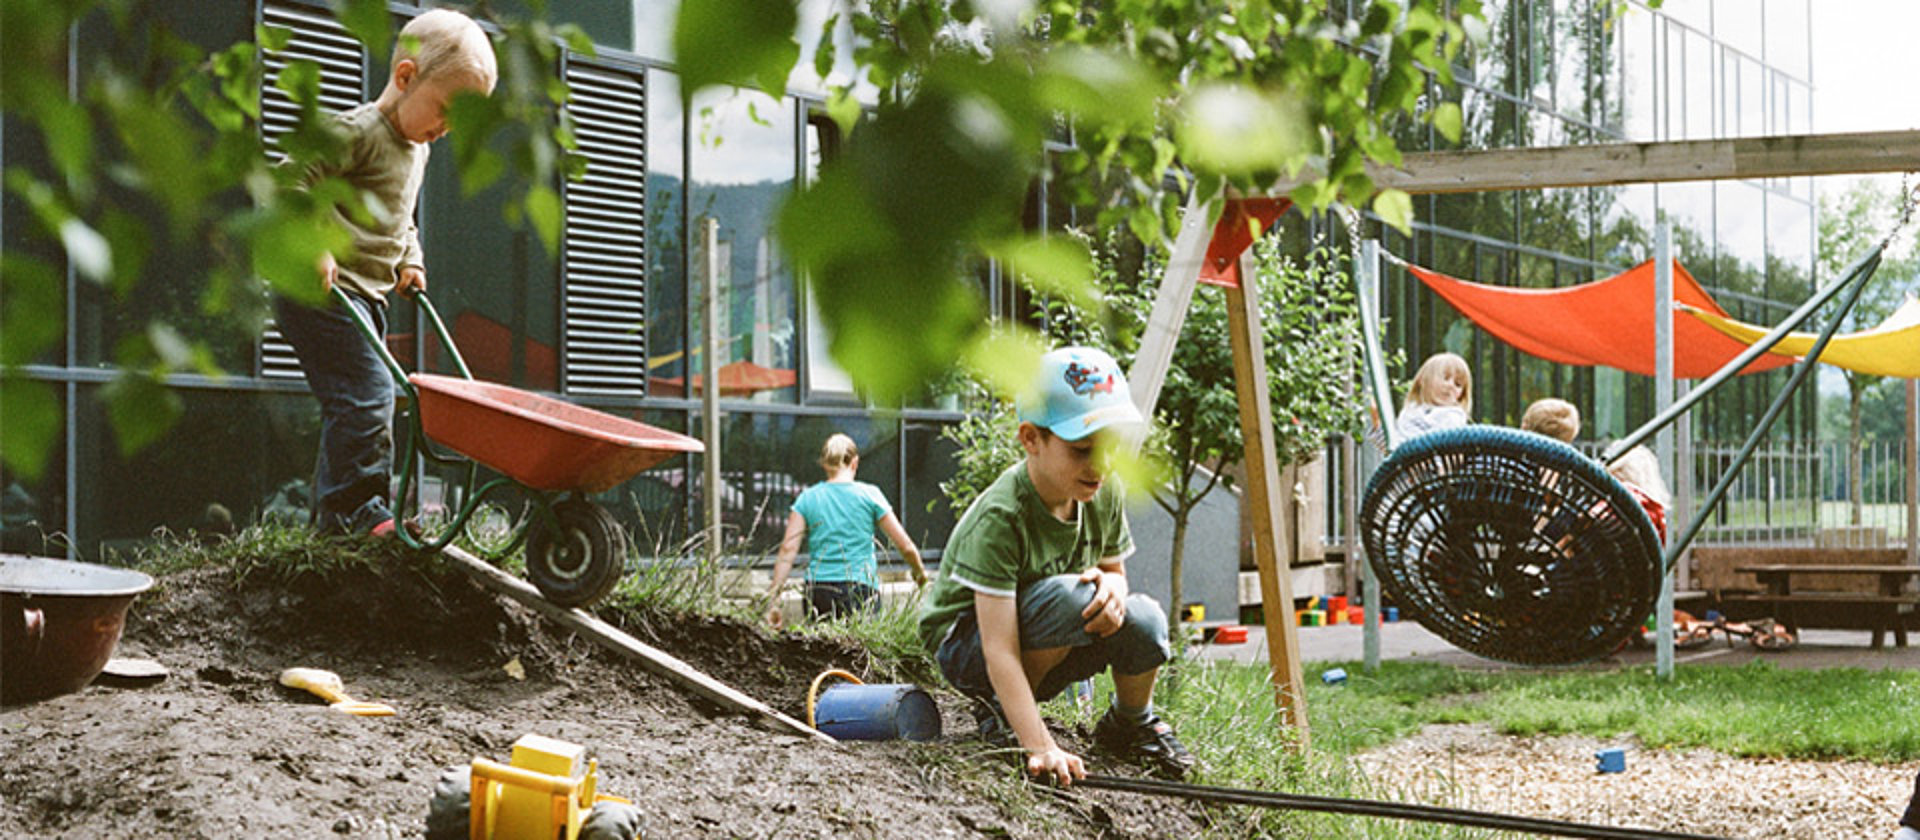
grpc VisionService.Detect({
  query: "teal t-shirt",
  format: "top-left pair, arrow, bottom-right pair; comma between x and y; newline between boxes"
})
792,480 -> 893,585
916,460 -> 1134,652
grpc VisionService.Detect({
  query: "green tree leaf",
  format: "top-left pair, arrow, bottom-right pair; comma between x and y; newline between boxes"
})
100,371 -> 182,457
333,0 -> 392,65
1431,101 -> 1463,144
1373,187 -> 1415,235
0,375 -> 58,481
0,256 -> 63,366
672,0 -> 801,102
987,236 -> 1100,315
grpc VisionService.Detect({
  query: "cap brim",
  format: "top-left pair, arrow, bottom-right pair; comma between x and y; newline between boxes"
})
1049,402 -> 1146,441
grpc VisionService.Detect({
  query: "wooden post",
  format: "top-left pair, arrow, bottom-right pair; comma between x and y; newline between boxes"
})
1128,190 -> 1215,417
701,218 -> 723,560
1224,248 -> 1309,744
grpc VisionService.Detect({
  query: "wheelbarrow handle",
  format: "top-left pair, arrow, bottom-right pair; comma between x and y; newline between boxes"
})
329,287 -> 475,386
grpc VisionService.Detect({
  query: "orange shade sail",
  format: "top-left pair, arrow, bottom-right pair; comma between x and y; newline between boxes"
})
1406,259 -> 1796,378
650,360 -> 798,397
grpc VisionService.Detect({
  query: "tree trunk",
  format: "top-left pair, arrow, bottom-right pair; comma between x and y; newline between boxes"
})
1851,382 -> 1866,526
1168,511 -> 1190,647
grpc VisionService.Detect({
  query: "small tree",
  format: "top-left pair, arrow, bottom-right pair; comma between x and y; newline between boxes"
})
1816,180 -> 1918,524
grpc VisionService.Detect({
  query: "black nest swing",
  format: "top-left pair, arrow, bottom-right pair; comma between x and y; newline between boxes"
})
1360,426 -> 1663,665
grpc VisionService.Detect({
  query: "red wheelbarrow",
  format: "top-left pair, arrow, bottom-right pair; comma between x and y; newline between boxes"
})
338,289 -> 703,608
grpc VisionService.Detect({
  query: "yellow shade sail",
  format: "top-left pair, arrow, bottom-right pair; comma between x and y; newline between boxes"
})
1682,297 -> 1920,377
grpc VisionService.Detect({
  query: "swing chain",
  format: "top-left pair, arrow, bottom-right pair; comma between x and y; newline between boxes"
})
1894,170 -> 1920,248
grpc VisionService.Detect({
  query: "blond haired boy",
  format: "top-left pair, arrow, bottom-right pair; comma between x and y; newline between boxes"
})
275,9 -> 497,536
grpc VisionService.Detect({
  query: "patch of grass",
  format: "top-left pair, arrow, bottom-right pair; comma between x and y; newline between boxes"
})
125,522 -> 389,585
1174,657 -> 1920,769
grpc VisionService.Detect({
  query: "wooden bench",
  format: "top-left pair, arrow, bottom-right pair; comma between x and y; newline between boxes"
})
1728,561 -> 1920,649
1686,547 -> 1920,648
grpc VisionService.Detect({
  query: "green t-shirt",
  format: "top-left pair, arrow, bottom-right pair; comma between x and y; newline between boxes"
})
916,460 -> 1134,652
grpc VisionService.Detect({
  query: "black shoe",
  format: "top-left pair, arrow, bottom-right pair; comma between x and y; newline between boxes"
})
1094,708 -> 1196,779
969,695 -> 1016,749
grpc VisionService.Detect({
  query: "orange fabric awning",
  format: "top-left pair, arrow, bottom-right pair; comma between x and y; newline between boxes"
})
1406,259 -> 1796,378
650,360 -> 798,397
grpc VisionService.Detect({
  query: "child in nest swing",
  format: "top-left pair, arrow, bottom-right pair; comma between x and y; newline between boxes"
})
764,434 -> 927,627
917,347 -> 1196,787
1395,352 -> 1473,442
272,9 -> 497,538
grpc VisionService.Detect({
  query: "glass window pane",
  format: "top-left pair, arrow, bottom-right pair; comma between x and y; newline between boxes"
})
418,126 -> 562,392
1,383 -> 67,556
73,387 -> 316,558
1762,0 -> 1809,79
689,88 -> 798,405
647,70 -> 687,393
1619,5 -> 1658,140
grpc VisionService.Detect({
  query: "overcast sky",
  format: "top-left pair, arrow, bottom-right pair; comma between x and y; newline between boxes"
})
1810,4 -> 1920,135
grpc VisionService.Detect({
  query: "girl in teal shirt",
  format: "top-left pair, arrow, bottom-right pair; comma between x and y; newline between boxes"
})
766,434 -> 927,626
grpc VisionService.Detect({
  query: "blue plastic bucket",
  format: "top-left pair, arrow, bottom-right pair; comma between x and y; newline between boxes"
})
813,682 -> 942,742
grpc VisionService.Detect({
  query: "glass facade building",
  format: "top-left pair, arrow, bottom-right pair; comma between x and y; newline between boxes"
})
1316,0 -> 1816,443
0,0 -> 1819,560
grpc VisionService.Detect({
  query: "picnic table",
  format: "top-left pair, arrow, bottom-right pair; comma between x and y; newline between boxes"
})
1728,563 -> 1920,649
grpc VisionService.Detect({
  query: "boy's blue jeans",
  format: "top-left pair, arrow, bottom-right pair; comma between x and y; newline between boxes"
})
936,573 -> 1171,704
274,291 -> 396,534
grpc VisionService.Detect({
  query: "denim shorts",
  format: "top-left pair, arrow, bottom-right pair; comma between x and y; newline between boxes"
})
935,573 -> 1170,703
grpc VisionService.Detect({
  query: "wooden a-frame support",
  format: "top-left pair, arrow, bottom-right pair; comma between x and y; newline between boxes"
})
1129,128 -> 1920,752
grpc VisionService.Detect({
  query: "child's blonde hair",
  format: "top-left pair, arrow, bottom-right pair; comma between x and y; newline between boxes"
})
397,9 -> 498,88
1405,352 -> 1472,414
819,433 -> 859,472
1521,398 -> 1580,443
1608,445 -> 1672,508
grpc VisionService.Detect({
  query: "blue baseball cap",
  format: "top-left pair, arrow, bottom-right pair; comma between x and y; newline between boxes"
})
1017,346 -> 1144,441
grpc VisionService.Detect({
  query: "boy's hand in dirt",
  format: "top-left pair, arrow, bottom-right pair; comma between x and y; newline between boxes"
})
397,265 -> 426,296
1027,746 -> 1086,787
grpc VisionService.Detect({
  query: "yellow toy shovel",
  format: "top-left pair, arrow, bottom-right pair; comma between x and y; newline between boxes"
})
278,667 -> 396,717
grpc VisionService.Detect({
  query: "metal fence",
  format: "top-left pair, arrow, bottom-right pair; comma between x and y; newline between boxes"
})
1687,438 -> 1911,547
1321,435 -> 1914,551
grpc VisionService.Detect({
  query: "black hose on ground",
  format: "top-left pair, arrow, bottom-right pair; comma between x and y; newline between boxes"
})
1075,773 -> 1727,840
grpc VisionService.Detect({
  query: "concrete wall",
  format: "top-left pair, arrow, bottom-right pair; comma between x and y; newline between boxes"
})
1126,471 -> 1241,624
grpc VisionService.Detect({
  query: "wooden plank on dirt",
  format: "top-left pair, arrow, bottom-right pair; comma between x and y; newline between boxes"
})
1269,129 -> 1920,195
438,544 -> 835,744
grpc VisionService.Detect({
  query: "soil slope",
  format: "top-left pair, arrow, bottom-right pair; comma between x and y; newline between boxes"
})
0,555 -> 1204,838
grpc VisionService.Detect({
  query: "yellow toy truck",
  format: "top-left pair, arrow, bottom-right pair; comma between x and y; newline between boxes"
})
425,733 -> 643,840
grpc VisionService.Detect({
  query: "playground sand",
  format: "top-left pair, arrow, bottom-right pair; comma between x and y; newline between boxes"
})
1356,721 -> 1918,839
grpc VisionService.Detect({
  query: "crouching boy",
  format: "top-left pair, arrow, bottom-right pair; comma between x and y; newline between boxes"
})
917,347 -> 1195,786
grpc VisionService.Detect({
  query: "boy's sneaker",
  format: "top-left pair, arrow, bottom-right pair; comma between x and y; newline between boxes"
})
368,517 -> 422,540
1093,708 -> 1196,779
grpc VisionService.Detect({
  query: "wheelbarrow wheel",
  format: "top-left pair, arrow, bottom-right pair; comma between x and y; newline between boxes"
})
423,765 -> 470,840
526,500 -> 628,608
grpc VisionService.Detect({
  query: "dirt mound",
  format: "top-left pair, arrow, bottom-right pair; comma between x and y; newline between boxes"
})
0,552 -> 1204,838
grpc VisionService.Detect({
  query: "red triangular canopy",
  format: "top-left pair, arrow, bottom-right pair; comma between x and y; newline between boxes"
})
1199,198 -> 1292,288
1407,259 -> 1796,378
